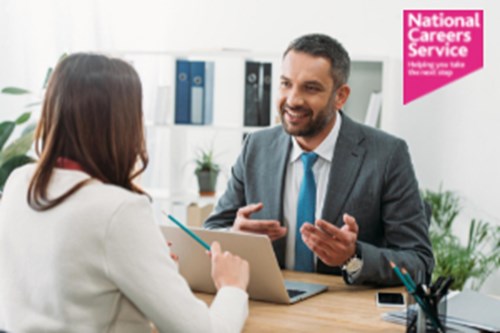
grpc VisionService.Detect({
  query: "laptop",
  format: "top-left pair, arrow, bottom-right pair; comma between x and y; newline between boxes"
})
160,225 -> 328,304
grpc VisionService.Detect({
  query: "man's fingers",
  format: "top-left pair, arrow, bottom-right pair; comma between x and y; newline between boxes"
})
236,203 -> 263,217
301,225 -> 336,252
311,246 -> 332,265
314,219 -> 340,236
343,213 -> 359,233
301,218 -> 358,267
301,229 -> 350,266
268,227 -> 287,240
314,220 -> 350,243
315,219 -> 357,243
302,221 -> 353,250
238,219 -> 281,233
234,203 -> 286,240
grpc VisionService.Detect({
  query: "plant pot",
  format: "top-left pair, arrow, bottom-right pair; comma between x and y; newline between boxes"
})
195,169 -> 219,196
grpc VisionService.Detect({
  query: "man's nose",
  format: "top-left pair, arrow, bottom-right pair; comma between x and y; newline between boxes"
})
286,87 -> 305,107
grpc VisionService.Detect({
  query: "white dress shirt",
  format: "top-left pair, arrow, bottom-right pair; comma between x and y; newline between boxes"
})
284,113 -> 342,270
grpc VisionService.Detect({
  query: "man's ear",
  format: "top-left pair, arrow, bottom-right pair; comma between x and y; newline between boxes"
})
334,84 -> 351,110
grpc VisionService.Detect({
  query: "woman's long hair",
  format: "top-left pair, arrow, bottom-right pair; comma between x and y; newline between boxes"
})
28,53 -> 149,211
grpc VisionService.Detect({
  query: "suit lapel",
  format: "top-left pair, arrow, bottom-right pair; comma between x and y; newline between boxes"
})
322,113 -> 366,227
270,128 -> 292,268
271,128 -> 292,224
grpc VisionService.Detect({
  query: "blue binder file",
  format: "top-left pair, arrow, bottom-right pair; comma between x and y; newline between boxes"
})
175,60 -> 191,124
190,61 -> 205,125
203,62 -> 215,125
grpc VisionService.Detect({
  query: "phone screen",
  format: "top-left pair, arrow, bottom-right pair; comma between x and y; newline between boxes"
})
376,292 -> 405,306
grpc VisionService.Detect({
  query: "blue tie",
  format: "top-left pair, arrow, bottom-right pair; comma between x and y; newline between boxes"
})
294,152 -> 319,272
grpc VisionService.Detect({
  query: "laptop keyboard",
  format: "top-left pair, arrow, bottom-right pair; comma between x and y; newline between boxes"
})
287,288 -> 306,298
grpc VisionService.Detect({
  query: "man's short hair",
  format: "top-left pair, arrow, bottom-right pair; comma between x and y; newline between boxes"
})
284,33 -> 351,88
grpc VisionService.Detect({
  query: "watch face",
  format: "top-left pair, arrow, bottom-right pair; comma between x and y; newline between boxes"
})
346,257 -> 363,273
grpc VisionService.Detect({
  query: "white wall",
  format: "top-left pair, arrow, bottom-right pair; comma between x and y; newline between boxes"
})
1,0 -> 498,294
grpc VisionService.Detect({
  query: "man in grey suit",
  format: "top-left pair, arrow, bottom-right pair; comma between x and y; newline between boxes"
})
205,34 -> 433,286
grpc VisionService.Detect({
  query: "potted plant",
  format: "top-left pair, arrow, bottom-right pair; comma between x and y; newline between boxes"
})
0,87 -> 38,196
194,148 -> 220,197
0,54 -> 66,197
421,187 -> 500,290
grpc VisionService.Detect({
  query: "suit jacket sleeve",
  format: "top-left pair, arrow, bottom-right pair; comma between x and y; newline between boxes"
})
204,135 -> 251,229
351,139 -> 434,286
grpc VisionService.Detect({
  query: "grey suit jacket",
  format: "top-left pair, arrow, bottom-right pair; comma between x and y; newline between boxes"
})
205,112 -> 434,286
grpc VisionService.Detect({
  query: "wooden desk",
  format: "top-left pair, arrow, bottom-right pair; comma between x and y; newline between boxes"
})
196,271 -> 405,333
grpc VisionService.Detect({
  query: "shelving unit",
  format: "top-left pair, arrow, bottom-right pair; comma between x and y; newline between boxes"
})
343,57 -> 387,127
110,50 -> 387,223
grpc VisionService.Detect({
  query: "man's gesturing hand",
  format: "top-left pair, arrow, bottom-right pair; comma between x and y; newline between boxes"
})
231,202 -> 287,241
300,213 -> 359,266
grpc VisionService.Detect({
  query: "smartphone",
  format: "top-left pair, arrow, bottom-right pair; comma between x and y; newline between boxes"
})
375,292 -> 406,307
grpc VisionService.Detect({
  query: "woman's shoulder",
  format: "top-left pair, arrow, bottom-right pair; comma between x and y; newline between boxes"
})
7,163 -> 36,180
2,163 -> 37,195
4,163 -> 150,210
76,177 -> 149,207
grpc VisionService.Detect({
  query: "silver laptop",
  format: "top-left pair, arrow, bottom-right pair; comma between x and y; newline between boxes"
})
160,225 -> 328,304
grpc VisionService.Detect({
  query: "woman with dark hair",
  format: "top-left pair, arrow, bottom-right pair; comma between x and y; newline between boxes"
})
0,53 -> 249,332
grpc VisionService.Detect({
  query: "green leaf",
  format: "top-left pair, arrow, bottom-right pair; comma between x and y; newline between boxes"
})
0,130 -> 34,166
58,52 -> 68,63
422,186 -> 500,291
40,53 -> 68,89
194,148 -> 220,172
467,219 -> 476,251
15,112 -> 31,125
0,155 -> 35,190
0,167 -> 7,192
22,123 -> 36,136
1,87 -> 31,95
0,121 -> 16,151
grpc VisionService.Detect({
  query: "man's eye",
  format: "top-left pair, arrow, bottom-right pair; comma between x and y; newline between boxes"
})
306,85 -> 320,92
280,81 -> 291,88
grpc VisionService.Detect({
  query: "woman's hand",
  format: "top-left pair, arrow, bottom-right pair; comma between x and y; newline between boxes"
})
208,241 -> 250,291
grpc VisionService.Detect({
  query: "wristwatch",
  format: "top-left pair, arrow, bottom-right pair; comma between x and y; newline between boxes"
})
342,243 -> 363,284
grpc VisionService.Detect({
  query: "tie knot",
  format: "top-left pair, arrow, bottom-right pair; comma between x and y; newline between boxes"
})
301,152 -> 318,170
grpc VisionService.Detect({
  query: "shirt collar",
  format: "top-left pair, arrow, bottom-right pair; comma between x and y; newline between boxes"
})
290,111 -> 342,163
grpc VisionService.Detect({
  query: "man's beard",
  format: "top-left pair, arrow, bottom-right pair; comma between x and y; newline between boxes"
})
280,104 -> 335,138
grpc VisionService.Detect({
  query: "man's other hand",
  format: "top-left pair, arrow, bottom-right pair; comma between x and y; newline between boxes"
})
231,202 -> 287,241
300,213 -> 358,266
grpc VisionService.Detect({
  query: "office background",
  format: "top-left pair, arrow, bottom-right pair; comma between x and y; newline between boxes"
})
1,0 -> 498,294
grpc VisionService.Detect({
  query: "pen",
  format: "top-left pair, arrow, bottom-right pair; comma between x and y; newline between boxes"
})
389,261 -> 415,292
389,261 -> 444,333
401,268 -> 417,291
402,268 -> 435,309
163,212 -> 211,251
